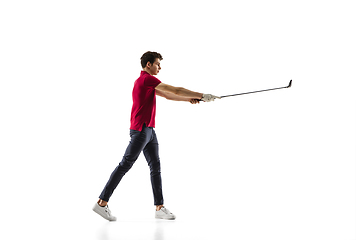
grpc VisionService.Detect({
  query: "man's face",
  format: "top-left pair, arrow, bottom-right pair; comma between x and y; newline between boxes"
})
147,58 -> 161,75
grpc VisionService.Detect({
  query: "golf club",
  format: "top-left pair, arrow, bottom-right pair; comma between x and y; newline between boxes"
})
200,80 -> 292,101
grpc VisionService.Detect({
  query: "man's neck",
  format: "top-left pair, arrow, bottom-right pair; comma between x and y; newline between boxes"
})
143,69 -> 153,75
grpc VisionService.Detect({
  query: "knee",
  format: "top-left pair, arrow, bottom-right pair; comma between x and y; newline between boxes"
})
150,161 -> 161,175
119,157 -> 136,170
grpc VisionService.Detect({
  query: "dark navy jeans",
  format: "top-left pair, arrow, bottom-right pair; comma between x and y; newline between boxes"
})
99,124 -> 163,205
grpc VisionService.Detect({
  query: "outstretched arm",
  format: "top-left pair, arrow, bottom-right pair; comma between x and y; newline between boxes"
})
156,89 -> 200,104
155,83 -> 203,99
155,83 -> 220,103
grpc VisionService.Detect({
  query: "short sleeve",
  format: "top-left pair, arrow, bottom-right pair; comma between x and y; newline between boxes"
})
144,75 -> 161,89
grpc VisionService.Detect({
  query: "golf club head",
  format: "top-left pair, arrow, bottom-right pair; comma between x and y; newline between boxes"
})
287,80 -> 292,88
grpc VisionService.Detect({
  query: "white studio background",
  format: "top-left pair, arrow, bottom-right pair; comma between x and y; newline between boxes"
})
0,1 -> 355,240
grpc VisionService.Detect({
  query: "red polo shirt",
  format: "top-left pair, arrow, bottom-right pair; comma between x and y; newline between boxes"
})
130,71 -> 161,131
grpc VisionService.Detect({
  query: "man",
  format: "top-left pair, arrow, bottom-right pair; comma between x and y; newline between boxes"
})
93,51 -> 220,221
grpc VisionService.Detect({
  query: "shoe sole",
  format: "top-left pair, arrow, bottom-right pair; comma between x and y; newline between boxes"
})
155,216 -> 176,220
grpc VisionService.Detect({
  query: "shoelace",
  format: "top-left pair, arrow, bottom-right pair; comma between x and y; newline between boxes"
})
104,205 -> 112,215
161,207 -> 172,215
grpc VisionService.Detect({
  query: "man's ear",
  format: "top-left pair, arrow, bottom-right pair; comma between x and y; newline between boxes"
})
146,61 -> 151,68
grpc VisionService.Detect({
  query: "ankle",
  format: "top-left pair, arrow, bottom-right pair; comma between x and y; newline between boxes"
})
156,205 -> 164,211
98,199 -> 108,207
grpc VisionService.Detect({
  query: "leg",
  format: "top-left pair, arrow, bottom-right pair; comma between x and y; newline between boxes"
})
143,129 -> 164,206
98,128 -> 150,202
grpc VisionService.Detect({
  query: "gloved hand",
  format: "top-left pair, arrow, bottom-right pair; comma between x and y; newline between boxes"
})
201,94 -> 221,102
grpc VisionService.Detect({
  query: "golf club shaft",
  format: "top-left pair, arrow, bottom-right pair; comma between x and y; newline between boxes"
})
199,80 -> 292,101
221,79 -> 292,98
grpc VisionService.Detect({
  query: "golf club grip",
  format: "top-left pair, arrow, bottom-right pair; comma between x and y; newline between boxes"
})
197,99 -> 219,102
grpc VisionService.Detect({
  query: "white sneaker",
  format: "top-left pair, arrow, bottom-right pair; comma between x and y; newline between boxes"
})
92,203 -> 117,221
155,207 -> 176,220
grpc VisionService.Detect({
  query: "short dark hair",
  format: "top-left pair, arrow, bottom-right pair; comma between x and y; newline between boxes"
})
140,51 -> 163,68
